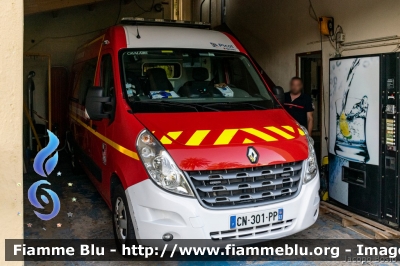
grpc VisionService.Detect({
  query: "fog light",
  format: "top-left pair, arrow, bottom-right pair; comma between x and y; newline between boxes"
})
162,233 -> 173,241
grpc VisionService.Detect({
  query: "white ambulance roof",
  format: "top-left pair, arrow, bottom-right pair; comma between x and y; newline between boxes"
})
122,25 -> 239,52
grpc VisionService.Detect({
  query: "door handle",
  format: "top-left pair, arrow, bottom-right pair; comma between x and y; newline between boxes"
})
92,124 -> 97,130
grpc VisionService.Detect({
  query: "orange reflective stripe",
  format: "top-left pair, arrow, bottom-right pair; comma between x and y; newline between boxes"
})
167,131 -> 182,140
214,129 -> 239,145
160,136 -> 172,144
160,131 -> 182,145
265,126 -> 295,139
240,128 -> 277,142
70,114 -> 139,160
186,130 -> 210,146
242,138 -> 254,144
282,125 -> 294,133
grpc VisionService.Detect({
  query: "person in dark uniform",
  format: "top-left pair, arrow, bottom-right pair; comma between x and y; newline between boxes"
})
284,77 -> 314,135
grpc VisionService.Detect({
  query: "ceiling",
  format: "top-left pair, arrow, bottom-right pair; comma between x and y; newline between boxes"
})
24,0 -> 110,16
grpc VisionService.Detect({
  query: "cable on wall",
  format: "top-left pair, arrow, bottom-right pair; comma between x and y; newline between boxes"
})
319,30 -> 329,152
308,0 -> 318,22
308,0 -> 329,154
25,28 -> 106,52
134,0 -> 155,12
114,0 -> 123,25
25,7 -> 149,52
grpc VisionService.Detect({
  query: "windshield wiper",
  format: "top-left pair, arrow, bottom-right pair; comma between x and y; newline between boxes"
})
137,100 -> 198,111
138,100 -> 221,112
203,101 -> 268,110
174,101 -> 221,112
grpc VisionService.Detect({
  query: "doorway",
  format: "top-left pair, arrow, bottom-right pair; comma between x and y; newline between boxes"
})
296,51 -> 322,163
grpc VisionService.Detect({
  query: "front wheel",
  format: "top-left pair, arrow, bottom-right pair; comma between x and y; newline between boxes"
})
112,183 -> 138,253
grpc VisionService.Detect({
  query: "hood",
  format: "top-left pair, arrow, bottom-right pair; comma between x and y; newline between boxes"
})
134,109 -> 309,171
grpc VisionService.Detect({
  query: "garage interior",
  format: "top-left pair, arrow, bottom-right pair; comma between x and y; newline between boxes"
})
18,0 -> 400,258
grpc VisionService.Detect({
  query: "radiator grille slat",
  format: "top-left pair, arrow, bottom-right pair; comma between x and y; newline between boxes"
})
202,187 -> 298,204
189,163 -> 302,181
196,175 -> 300,193
187,161 -> 303,209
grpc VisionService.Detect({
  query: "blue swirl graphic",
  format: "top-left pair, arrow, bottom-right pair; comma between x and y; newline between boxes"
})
33,130 -> 59,177
28,180 -> 60,221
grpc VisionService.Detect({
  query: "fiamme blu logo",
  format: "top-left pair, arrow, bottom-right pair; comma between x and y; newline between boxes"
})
28,130 -> 61,221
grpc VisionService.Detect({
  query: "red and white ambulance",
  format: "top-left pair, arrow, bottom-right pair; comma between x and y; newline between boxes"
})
68,18 -> 319,247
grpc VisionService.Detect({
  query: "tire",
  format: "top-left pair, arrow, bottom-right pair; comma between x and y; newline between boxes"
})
112,183 -> 138,254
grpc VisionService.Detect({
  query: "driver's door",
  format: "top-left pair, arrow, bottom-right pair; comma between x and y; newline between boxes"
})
90,53 -> 115,188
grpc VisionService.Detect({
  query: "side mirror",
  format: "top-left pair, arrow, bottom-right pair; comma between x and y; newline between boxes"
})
85,86 -> 113,120
272,86 -> 285,105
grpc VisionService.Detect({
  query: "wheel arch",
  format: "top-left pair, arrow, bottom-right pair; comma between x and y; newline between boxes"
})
110,173 -> 123,200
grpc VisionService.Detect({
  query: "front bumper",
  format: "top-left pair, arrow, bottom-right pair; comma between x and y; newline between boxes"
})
125,172 -> 320,241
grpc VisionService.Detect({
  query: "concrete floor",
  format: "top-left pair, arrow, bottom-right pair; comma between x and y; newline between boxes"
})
23,151 -> 372,265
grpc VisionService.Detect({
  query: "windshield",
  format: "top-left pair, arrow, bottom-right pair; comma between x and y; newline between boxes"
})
120,49 -> 279,112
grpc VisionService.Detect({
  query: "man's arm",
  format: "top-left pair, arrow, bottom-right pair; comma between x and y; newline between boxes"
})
307,112 -> 314,135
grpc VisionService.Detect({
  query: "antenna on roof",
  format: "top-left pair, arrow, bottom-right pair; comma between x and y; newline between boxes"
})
120,17 -> 211,29
136,25 -> 141,39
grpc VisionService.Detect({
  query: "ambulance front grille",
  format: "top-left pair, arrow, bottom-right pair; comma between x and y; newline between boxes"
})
186,161 -> 303,209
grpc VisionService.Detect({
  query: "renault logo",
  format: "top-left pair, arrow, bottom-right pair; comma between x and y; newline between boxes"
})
247,147 -> 259,164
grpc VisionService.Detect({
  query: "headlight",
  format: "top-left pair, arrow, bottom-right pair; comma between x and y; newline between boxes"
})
300,126 -> 318,183
136,129 -> 194,197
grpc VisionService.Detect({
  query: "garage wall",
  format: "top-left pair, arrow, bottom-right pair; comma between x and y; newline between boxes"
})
225,0 -> 400,157
0,0 -> 23,263
23,0 -> 170,145
24,0 -> 171,67
192,0 -> 222,27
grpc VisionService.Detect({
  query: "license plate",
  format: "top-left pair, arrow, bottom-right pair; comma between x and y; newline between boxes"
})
230,208 -> 283,229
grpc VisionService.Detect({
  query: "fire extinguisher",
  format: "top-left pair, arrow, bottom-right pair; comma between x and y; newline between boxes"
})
319,156 -> 329,201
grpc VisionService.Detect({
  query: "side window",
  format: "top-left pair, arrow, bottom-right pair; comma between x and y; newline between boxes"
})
74,58 -> 97,105
101,54 -> 115,97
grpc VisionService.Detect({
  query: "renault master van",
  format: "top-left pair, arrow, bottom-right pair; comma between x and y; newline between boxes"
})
68,18 -> 319,248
